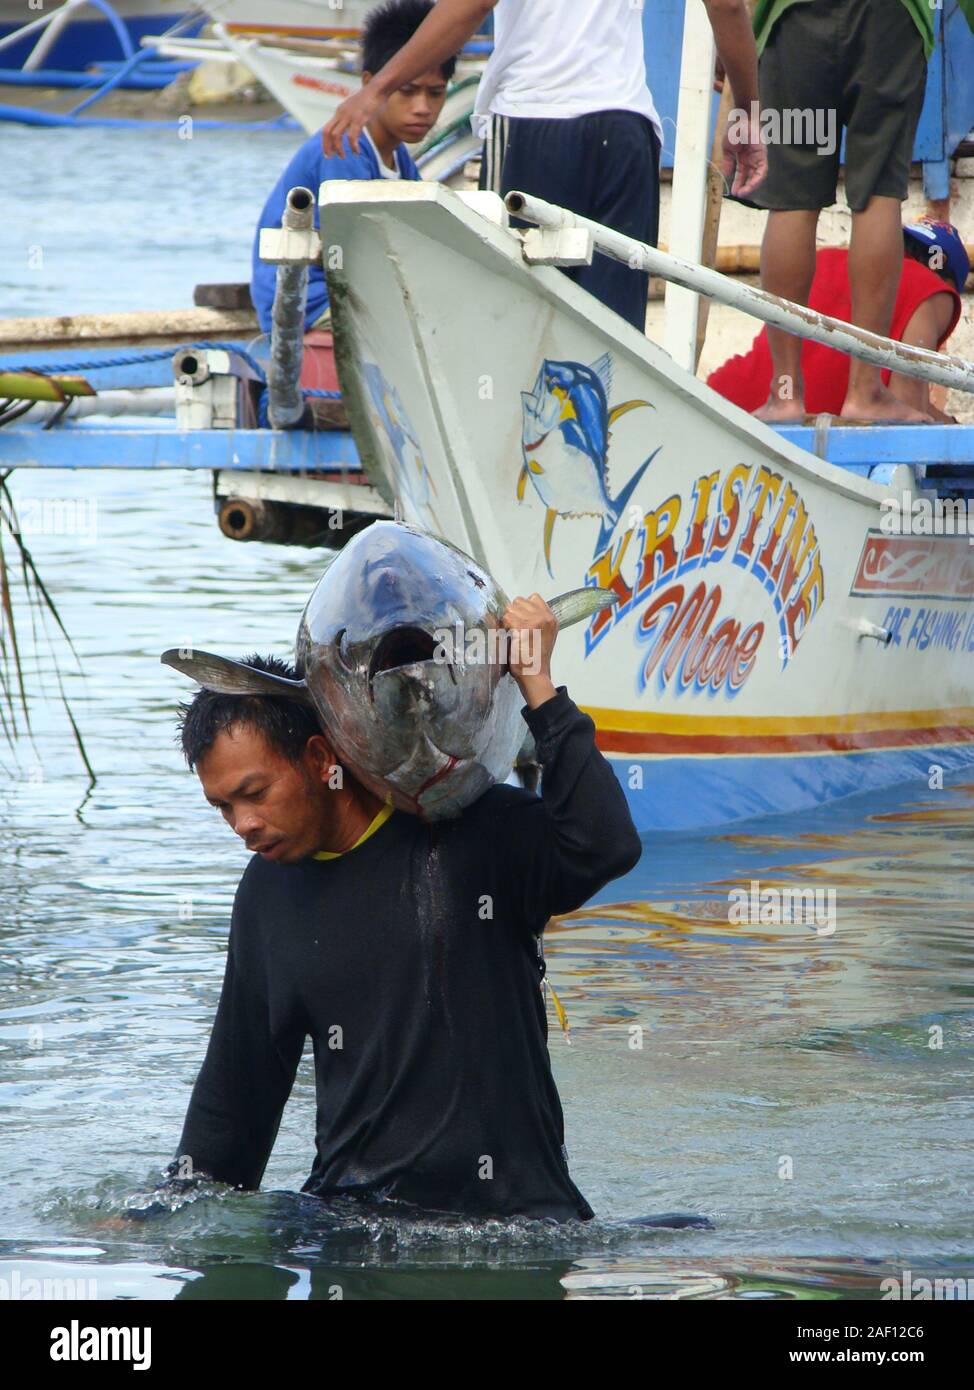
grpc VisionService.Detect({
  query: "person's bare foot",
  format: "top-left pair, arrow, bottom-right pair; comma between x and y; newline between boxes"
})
840,387 -> 934,424
754,395 -> 806,423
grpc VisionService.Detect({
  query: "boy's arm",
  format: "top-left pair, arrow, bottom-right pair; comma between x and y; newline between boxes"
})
888,293 -> 959,421
322,0 -> 495,156
159,891 -> 305,1196
497,596 -> 642,923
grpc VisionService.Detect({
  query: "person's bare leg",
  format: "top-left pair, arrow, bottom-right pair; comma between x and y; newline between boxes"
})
755,208 -> 819,422
841,195 -> 933,423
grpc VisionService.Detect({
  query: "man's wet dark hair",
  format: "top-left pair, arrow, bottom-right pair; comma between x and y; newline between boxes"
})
177,654 -> 324,771
362,0 -> 457,82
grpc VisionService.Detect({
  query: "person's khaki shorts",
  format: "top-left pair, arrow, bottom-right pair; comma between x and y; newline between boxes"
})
754,0 -> 927,213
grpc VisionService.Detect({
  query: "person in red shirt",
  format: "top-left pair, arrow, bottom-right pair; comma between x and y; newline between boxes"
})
708,220 -> 969,423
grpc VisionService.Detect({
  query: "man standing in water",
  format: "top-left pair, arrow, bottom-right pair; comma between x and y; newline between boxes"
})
322,0 -> 767,332
158,598 -> 642,1221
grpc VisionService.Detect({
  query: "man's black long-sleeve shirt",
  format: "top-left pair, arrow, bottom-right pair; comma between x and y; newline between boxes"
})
166,689 -> 642,1221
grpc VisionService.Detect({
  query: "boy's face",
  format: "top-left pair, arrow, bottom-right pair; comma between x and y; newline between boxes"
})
364,66 -> 449,147
197,724 -> 337,864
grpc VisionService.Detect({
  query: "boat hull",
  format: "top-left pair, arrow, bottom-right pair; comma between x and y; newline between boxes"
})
320,182 -> 974,831
217,26 -> 481,153
206,1 -> 385,39
0,4 -> 190,71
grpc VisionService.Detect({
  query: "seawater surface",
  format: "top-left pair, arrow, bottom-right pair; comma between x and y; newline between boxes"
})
0,126 -> 972,1300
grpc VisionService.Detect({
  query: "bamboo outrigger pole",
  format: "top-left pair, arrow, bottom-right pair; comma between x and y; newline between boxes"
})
504,190 -> 974,396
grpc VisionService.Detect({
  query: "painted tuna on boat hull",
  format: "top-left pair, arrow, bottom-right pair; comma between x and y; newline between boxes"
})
162,521 -> 615,820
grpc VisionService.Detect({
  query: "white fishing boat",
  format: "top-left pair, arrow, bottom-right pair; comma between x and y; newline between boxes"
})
210,21 -> 482,140
200,0 -> 381,39
318,180 -> 974,832
0,0 -> 190,71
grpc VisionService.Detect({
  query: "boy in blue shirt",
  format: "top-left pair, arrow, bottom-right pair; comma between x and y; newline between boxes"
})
251,0 -> 455,335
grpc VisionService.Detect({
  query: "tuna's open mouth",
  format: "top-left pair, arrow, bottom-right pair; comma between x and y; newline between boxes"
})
368,626 -> 440,694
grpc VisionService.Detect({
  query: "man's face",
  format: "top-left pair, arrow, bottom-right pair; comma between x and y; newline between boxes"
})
197,724 -> 334,865
366,66 -> 449,147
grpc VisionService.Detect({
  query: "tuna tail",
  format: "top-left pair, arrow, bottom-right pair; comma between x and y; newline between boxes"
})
596,445 -> 663,557
160,649 -> 312,702
547,587 -> 618,629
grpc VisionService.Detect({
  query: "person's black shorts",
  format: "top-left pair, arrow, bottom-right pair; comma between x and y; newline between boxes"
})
478,108 -> 661,332
755,0 -> 928,213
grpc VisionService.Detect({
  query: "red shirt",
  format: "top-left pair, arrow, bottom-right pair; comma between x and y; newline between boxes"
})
706,250 -> 962,414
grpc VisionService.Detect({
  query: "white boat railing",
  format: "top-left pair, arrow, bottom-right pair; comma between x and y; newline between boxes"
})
505,190 -> 974,397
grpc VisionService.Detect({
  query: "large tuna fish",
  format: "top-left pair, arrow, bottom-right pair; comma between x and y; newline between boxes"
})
162,521 -> 614,820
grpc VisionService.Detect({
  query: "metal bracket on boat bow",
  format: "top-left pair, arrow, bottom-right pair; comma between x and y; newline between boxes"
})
258,225 -> 322,266
521,226 -> 594,268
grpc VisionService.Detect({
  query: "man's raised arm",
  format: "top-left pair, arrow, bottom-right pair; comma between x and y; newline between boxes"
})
322,0 -> 494,155
497,596 -> 642,924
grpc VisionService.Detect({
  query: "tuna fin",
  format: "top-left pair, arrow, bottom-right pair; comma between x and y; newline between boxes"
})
547,587 -> 617,629
543,507 -> 558,576
607,398 -> 653,427
591,351 -> 613,400
161,649 -> 312,702
516,464 -> 528,500
597,445 -> 663,557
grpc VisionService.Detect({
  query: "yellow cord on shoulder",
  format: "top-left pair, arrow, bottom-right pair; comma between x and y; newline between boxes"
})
313,802 -> 394,860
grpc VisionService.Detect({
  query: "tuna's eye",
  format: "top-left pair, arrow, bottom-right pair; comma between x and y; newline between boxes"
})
336,629 -> 354,669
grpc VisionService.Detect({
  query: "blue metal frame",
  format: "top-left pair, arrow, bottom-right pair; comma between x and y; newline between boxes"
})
0,423 -> 363,472
775,424 -> 974,475
4,421 -> 974,480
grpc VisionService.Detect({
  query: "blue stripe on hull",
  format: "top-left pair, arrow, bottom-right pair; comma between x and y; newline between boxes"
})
612,743 -> 974,833
0,15 -> 198,72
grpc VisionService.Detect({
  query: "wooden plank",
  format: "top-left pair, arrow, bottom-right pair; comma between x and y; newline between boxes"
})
662,1 -> 715,368
694,80 -> 734,371
193,283 -> 254,311
0,307 -> 259,353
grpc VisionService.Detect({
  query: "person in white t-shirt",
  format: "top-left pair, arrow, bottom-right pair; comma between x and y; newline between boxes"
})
323,0 -> 766,331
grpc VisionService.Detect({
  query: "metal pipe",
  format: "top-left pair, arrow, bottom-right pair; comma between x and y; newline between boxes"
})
23,0 -> 83,71
267,185 -> 315,430
218,497 -> 282,543
0,0 -> 79,55
505,190 -> 974,396
29,388 -> 176,422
